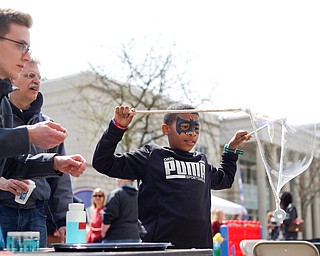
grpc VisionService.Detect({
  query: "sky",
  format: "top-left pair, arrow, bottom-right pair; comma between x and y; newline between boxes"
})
2,0 -> 320,124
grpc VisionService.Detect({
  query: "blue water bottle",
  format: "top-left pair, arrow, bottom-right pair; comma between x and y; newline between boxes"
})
66,203 -> 86,244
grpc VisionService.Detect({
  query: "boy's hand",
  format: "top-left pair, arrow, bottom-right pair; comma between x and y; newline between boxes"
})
114,106 -> 135,128
227,130 -> 252,149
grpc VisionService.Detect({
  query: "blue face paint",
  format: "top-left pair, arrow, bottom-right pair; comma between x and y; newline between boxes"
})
176,116 -> 200,135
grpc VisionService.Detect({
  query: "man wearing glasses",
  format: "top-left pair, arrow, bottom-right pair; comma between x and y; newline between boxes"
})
0,8 -> 86,180
0,8 -> 69,156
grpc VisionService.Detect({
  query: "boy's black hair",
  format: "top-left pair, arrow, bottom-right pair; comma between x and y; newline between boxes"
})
163,103 -> 199,125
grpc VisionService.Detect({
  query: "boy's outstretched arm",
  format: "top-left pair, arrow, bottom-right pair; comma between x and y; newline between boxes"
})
227,130 -> 252,149
92,105 -> 141,179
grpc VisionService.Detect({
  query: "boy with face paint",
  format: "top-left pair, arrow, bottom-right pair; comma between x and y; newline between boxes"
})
92,103 -> 251,249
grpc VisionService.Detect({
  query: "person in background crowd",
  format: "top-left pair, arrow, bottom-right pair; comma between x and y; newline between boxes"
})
233,214 -> 243,220
267,210 -> 279,240
101,179 -> 140,243
280,191 -> 298,240
211,209 -> 225,237
86,188 -> 106,243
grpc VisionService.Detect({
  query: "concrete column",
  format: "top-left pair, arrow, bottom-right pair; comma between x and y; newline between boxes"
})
256,142 -> 268,238
312,196 -> 320,238
290,152 -> 302,239
282,151 -> 291,192
282,183 -> 290,192
303,169 -> 313,239
268,145 -> 277,211
312,164 -> 320,238
290,153 -> 301,213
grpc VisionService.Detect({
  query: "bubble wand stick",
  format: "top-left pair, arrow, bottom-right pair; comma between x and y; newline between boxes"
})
130,108 -> 244,114
246,124 -> 268,136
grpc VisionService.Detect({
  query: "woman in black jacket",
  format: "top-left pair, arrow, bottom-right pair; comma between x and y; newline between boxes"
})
280,191 -> 298,240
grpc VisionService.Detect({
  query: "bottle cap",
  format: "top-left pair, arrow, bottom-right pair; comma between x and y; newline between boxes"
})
68,203 -> 84,211
213,233 -> 223,243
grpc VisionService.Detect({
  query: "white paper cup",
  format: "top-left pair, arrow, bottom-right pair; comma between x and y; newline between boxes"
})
15,180 -> 36,204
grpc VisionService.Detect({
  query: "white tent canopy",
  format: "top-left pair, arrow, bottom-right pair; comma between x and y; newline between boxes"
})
211,194 -> 247,215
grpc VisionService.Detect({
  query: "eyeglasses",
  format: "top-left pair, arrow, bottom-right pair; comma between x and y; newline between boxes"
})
0,36 -> 31,55
21,72 -> 41,80
93,194 -> 104,198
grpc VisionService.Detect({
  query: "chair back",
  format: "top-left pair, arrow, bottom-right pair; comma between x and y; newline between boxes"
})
253,241 -> 319,256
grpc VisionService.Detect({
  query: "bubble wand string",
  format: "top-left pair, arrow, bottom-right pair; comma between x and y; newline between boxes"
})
247,110 -> 282,221
272,123 -> 288,222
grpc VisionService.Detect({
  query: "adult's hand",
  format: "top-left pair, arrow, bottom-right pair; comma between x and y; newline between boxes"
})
58,226 -> 66,243
53,154 -> 87,177
27,121 -> 68,149
0,177 -> 29,195
101,223 -> 110,238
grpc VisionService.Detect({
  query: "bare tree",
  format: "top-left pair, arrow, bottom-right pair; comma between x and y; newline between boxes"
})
293,157 -> 320,225
73,38 -> 218,152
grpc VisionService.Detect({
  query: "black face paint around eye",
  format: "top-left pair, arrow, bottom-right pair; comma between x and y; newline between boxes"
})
176,116 -> 200,135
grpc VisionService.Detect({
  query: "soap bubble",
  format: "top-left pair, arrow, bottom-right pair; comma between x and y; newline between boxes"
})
246,109 -> 316,222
